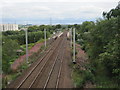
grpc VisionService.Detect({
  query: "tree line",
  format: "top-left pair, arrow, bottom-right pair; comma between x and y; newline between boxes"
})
76,6 -> 120,86
2,25 -> 57,74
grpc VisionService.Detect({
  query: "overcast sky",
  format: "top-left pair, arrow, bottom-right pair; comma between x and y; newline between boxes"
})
0,0 -> 119,24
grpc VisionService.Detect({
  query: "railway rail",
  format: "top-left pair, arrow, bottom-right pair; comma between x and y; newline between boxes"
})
8,32 -> 68,89
43,35 -> 66,89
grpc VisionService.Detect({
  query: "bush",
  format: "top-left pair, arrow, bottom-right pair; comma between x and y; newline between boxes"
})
72,64 -> 94,88
2,36 -> 19,74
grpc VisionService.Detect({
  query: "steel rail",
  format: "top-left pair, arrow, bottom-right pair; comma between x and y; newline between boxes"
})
55,38 -> 66,88
28,38 -> 62,88
16,37 -> 62,89
43,36 -> 65,89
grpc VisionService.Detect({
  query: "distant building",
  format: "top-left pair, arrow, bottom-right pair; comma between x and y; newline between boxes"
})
0,24 -> 18,31
0,24 -> 3,31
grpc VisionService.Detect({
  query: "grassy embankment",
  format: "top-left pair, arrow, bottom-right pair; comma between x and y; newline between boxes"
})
2,39 -> 47,88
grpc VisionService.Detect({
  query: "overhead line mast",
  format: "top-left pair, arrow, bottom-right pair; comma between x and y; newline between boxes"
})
25,26 -> 28,64
73,28 -> 76,64
44,28 -> 46,48
50,17 -> 52,26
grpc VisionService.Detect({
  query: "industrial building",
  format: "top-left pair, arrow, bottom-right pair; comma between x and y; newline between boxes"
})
0,24 -> 18,31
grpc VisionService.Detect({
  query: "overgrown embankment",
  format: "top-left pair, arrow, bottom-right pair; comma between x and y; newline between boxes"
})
70,44 -> 95,88
69,6 -> 120,88
2,25 -> 54,88
75,7 -> 120,88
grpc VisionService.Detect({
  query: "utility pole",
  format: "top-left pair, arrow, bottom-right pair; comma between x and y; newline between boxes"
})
44,28 -> 46,48
70,28 -> 72,48
50,17 -> 52,26
73,28 -> 76,64
25,28 -> 28,63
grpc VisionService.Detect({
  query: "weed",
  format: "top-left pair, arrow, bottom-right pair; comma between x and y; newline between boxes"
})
71,63 -> 95,88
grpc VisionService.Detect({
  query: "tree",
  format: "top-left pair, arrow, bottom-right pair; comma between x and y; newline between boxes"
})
76,6 -> 120,84
2,36 -> 19,73
56,24 -> 61,29
28,25 -> 39,32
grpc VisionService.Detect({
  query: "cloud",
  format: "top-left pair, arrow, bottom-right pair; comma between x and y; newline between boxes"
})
2,0 -> 120,3
1,0 -> 119,24
2,3 -> 51,18
61,5 -> 103,19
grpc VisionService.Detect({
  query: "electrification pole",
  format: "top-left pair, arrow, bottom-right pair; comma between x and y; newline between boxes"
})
44,28 -> 46,48
73,28 -> 76,63
71,28 -> 72,48
25,28 -> 28,63
50,17 -> 52,26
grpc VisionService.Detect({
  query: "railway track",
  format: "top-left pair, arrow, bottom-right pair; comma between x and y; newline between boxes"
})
30,33 -> 66,88
55,39 -> 65,88
9,37 -> 59,87
8,32 -> 68,89
43,35 -> 66,89
29,37 -> 65,88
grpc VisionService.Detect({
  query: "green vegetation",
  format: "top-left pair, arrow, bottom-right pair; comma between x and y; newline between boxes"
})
2,25 -> 53,73
2,36 -> 19,74
5,31 -> 47,45
2,25 -> 56,87
75,7 -> 120,88
70,64 -> 94,88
